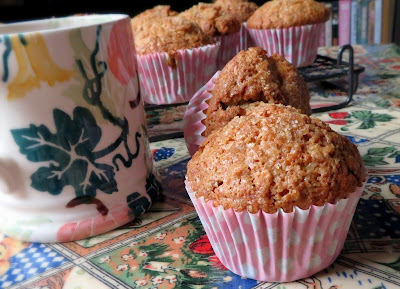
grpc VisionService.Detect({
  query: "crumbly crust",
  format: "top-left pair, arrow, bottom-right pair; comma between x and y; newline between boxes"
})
187,103 -> 367,214
131,5 -> 178,33
247,0 -> 331,29
215,0 -> 258,23
203,47 -> 311,136
180,2 -> 241,36
134,16 -> 215,66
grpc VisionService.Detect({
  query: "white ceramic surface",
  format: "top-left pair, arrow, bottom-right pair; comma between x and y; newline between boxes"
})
0,14 -> 161,242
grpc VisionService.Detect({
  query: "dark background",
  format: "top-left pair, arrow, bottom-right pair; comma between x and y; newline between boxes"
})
0,0 -> 267,23
0,0 -> 399,45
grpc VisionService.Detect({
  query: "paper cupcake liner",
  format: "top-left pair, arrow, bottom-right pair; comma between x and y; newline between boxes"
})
246,23 -> 324,67
239,22 -> 250,52
186,180 -> 364,282
215,31 -> 241,70
183,72 -> 219,156
136,43 -> 220,105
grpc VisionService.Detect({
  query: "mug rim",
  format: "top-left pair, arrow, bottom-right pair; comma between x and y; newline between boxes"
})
0,13 -> 129,36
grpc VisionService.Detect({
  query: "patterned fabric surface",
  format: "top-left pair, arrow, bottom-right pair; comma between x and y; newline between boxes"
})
2,44 -> 400,289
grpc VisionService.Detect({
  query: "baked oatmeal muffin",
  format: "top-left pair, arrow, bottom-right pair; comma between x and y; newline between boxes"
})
131,5 -> 178,33
180,2 -> 241,36
215,0 -> 258,23
185,103 -> 366,281
245,0 -> 330,67
247,0 -> 330,29
203,47 -> 311,136
187,102 -> 367,214
134,16 -> 215,65
135,16 -> 220,105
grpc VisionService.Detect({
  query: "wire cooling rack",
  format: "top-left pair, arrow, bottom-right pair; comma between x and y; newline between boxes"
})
300,45 -> 365,113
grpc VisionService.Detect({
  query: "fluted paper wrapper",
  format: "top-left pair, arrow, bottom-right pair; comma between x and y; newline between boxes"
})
215,31 -> 241,70
246,23 -> 324,67
137,43 -> 220,105
183,71 -> 219,156
186,180 -> 364,282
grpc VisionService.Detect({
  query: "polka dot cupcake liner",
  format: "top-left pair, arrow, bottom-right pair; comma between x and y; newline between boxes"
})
136,43 -> 220,105
215,30 -> 241,70
245,23 -> 324,68
186,180 -> 365,282
183,71 -> 219,156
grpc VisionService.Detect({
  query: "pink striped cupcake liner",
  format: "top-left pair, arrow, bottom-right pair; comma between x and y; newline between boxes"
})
215,31 -> 241,70
246,23 -> 324,67
183,71 -> 219,156
186,180 -> 365,282
136,43 -> 220,105
239,22 -> 250,52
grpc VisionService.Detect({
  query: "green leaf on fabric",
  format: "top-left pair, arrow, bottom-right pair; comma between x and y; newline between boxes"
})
375,99 -> 390,108
358,119 -> 376,129
362,155 -> 389,166
352,110 -> 372,120
371,113 -> 394,122
367,147 -> 396,156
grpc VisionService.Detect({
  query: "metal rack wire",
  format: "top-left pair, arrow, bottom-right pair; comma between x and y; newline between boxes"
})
300,45 -> 365,113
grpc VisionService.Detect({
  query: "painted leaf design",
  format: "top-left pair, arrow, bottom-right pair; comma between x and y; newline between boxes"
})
352,110 -> 372,120
375,99 -> 390,108
362,155 -> 389,166
126,172 -> 162,217
11,107 -> 117,197
367,147 -> 396,156
371,113 -> 395,122
358,119 -> 376,129
350,110 -> 394,130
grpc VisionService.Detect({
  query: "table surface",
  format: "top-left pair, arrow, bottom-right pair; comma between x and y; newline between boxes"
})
2,44 -> 400,289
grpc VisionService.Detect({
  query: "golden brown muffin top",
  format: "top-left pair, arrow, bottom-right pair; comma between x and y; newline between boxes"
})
131,5 -> 178,33
247,0 -> 331,29
214,0 -> 258,23
180,2 -> 241,36
187,103 -> 367,214
203,47 -> 311,136
134,16 -> 215,65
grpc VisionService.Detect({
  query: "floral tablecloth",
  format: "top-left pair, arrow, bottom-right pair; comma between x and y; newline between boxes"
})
2,44 -> 400,289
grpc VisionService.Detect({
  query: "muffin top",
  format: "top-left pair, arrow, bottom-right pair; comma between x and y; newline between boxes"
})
203,47 -> 311,136
134,16 -> 215,61
131,5 -> 178,33
180,2 -> 241,36
187,103 -> 367,214
214,0 -> 258,23
247,0 -> 330,29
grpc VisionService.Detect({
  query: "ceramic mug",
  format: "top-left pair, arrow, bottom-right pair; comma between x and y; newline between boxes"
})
0,14 -> 161,243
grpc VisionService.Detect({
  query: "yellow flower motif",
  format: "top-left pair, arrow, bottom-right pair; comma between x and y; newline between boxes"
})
223,276 -> 233,282
7,33 -> 73,101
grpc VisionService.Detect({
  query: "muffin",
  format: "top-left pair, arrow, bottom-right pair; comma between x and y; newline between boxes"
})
215,0 -> 258,24
186,102 -> 367,281
180,2 -> 242,69
131,5 -> 178,34
247,0 -> 330,29
203,47 -> 311,137
214,0 -> 258,52
246,0 -> 330,67
134,16 -> 220,104
180,2 -> 241,36
188,102 -> 366,213
134,16 -> 215,66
